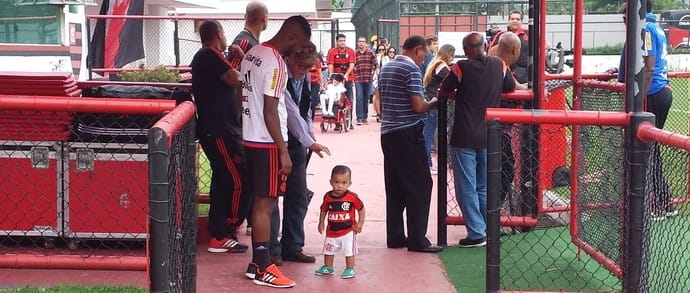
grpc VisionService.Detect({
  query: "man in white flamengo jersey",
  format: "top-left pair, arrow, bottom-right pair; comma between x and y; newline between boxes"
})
240,15 -> 312,289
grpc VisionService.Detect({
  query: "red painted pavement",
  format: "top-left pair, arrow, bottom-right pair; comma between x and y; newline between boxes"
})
0,106 -> 466,292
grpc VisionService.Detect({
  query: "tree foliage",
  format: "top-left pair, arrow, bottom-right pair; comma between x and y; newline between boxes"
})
585,0 -> 686,13
398,0 -> 688,15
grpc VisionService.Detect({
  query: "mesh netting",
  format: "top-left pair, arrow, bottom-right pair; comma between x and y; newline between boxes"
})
639,77 -> 690,293
164,118 -> 197,293
574,86 -> 626,275
497,121 -> 622,291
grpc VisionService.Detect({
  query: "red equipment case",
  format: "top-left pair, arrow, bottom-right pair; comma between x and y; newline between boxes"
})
62,143 -> 148,240
0,141 -> 62,238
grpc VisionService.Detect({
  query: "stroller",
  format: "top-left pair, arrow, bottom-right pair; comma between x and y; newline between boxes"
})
319,74 -> 352,133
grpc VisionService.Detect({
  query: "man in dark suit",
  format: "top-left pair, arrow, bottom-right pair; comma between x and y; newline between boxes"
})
268,42 -> 330,265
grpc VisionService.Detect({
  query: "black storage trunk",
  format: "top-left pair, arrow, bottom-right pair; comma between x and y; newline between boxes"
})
72,85 -> 191,144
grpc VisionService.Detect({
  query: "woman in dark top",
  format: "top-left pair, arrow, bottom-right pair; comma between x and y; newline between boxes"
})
422,44 -> 455,174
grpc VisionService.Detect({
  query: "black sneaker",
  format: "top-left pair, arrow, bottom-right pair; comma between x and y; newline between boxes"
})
245,263 -> 258,279
458,237 -> 487,248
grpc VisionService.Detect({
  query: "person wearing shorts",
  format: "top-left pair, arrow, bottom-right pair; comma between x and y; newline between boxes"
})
315,165 -> 365,279
240,15 -> 312,289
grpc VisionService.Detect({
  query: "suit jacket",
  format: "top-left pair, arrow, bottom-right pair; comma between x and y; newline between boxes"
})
286,77 -> 311,147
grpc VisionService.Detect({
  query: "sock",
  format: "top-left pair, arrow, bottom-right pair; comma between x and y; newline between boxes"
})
252,241 -> 271,269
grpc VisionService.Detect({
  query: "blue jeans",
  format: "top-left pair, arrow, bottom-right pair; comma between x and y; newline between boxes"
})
450,147 -> 487,240
355,82 -> 372,120
422,109 -> 438,167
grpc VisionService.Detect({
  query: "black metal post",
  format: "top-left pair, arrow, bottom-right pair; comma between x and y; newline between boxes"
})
437,98 -> 448,246
376,19 -> 380,49
148,128 -> 171,293
625,112 -> 654,292
625,0 -> 646,113
518,0 -> 540,229
333,19 -> 339,49
174,19 -> 180,67
85,17 -> 93,80
486,119 -> 503,293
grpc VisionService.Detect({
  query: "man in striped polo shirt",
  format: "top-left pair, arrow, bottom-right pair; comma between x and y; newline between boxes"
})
374,35 -> 442,253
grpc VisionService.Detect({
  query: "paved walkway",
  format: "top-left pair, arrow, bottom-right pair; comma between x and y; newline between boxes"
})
0,106 -> 464,292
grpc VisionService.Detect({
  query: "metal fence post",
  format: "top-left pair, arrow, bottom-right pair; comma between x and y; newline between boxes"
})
624,112 -> 654,293
85,17 -> 93,80
486,119 -> 502,293
148,128 -> 170,293
174,19 -> 180,67
437,98 -> 448,246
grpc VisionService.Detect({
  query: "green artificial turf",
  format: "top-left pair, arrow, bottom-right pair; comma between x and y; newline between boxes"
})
439,246 -> 487,292
439,228 -> 623,292
499,227 -> 622,292
197,149 -> 211,194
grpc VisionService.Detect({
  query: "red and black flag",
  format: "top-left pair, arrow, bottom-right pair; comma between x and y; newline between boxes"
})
88,0 -> 145,69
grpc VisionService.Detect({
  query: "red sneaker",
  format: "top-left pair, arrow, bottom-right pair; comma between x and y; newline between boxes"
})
253,264 -> 296,288
207,237 -> 248,253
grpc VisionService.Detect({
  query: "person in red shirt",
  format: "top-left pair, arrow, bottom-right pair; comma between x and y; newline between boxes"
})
315,165 -> 365,279
327,34 -> 356,117
488,10 -> 529,83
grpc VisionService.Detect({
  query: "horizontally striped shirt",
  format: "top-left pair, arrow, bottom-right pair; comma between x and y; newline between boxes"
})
378,55 -> 426,135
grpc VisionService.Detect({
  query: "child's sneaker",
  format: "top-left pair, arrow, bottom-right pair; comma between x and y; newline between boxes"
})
253,264 -> 295,288
207,237 -> 248,253
341,268 -> 355,279
314,265 -> 335,276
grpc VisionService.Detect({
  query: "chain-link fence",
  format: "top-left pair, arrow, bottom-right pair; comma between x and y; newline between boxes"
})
484,104 -> 632,292
148,101 -> 197,293
351,0 -> 401,48
0,73 -> 197,291
638,73 -> 690,292
450,73 -> 690,292
85,15 -> 338,77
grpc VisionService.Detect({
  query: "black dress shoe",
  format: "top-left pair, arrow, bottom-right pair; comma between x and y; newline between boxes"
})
282,251 -> 316,263
408,245 -> 443,253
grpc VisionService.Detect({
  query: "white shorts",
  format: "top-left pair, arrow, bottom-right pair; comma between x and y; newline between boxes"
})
322,230 -> 358,257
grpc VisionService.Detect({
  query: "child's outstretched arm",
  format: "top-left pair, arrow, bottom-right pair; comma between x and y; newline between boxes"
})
318,211 -> 327,234
354,207 -> 366,233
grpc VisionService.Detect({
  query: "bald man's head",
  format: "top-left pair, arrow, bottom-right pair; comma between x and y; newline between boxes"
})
245,1 -> 268,29
498,32 -> 521,64
462,32 -> 485,59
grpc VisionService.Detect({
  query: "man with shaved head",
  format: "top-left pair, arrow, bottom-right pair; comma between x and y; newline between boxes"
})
229,1 -> 268,68
439,32 -> 516,248
488,31 -> 526,225
227,0 -> 268,247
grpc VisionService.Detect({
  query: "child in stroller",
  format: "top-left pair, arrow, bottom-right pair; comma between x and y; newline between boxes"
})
319,73 -> 352,132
